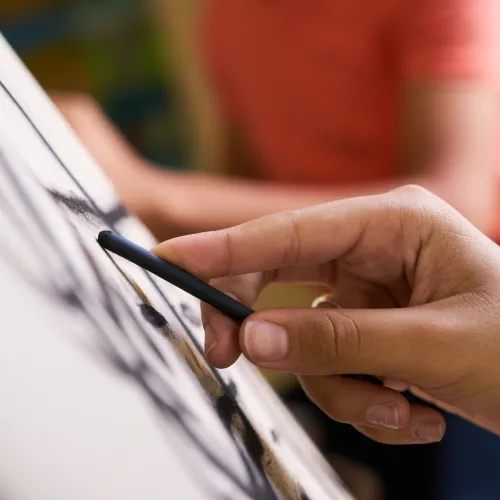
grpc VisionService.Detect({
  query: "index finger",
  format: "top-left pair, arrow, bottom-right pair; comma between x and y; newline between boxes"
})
152,196 -> 377,280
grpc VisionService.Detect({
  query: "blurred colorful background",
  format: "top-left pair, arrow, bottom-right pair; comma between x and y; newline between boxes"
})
2,3 -> 500,500
0,0 -> 187,167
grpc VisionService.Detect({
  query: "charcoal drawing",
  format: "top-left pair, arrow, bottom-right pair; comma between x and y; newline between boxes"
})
0,34 -> 351,500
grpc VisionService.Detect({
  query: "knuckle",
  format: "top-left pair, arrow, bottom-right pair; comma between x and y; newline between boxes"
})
307,312 -> 361,369
391,186 -> 440,215
278,211 -> 302,267
385,186 -> 446,240
220,230 -> 235,276
393,184 -> 433,201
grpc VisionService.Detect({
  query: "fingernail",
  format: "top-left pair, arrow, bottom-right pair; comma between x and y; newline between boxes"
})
366,404 -> 400,430
204,325 -> 217,356
244,321 -> 288,362
413,421 -> 444,443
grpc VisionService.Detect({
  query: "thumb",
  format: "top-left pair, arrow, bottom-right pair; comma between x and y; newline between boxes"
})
240,307 -> 449,382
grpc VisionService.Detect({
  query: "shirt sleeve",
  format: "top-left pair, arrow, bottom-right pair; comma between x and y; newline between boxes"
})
401,0 -> 500,84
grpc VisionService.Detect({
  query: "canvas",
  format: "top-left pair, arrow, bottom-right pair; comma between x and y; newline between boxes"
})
0,34 -> 352,500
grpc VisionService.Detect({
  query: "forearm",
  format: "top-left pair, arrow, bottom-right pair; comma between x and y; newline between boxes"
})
156,165 -> 495,235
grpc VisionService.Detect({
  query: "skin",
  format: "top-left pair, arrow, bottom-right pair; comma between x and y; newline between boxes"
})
51,81 -> 498,239
153,186 -> 500,445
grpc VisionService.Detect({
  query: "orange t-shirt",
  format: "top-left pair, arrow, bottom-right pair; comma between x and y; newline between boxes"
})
201,0 -> 500,232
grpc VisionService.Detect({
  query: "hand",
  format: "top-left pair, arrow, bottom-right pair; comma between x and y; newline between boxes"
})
51,92 -> 188,240
153,186 -> 500,444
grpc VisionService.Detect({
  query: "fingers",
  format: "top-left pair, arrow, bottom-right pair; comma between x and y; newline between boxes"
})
312,295 -> 412,392
299,375 -> 445,445
152,186 -> 448,282
354,405 -> 445,445
202,305 -> 240,369
239,306 -> 452,384
299,375 -> 411,429
202,273 -> 267,368
383,379 -> 411,392
152,197 -> 378,279
407,385 -> 500,434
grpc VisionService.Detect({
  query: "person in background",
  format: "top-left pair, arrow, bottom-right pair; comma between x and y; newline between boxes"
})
53,1 -> 500,498
55,0 -> 500,240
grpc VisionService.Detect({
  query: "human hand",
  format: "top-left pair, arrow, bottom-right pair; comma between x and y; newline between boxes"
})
153,186 -> 500,443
